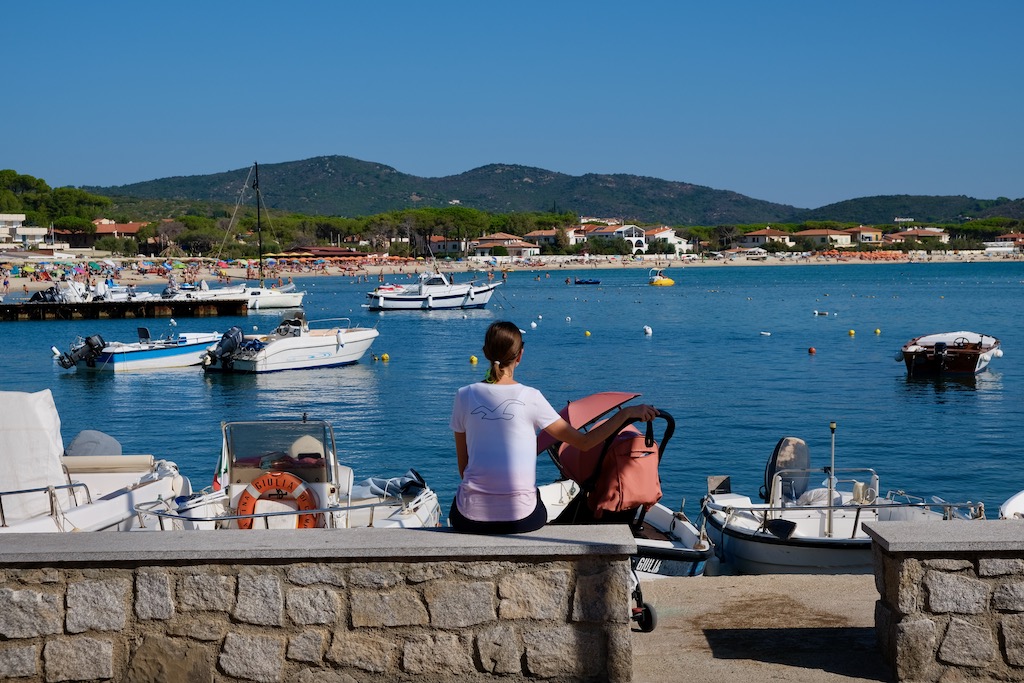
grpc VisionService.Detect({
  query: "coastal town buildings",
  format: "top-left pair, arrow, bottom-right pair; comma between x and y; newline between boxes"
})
738,227 -> 795,249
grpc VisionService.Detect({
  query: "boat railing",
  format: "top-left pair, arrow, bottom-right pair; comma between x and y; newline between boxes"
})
0,481 -> 93,527
133,493 -> 419,531
308,317 -> 353,328
770,466 -> 880,507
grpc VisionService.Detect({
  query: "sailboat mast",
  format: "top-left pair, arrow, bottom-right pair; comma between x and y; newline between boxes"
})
254,162 -> 264,285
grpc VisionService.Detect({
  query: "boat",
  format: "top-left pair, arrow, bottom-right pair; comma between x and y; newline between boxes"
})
648,268 -> 674,286
0,389 -> 191,533
574,277 -> 601,285
1000,490 -> 1024,519
364,271 -> 501,310
163,278 -> 306,310
898,331 -> 1002,376
133,416 -> 441,531
539,391 -> 715,631
202,311 -> 378,373
52,321 -> 222,372
700,422 -> 985,574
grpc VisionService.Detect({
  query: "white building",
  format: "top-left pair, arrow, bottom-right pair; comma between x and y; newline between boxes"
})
523,227 -> 587,248
645,226 -> 693,254
586,224 -> 648,255
0,213 -> 47,246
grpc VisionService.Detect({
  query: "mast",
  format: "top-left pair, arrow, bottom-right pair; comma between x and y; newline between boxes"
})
253,162 -> 264,285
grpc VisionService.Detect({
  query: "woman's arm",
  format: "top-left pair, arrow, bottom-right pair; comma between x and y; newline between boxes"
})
454,431 -> 469,478
542,404 -> 657,453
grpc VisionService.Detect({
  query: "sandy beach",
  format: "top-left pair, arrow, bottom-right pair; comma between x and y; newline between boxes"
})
1,251 -> 1019,299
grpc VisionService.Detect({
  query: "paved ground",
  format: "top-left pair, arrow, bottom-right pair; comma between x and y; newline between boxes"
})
631,574 -> 894,682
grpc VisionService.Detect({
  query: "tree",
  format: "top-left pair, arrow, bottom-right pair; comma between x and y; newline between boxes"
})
52,215 -> 95,235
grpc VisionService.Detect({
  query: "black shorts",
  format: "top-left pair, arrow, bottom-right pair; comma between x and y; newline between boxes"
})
448,490 -> 547,534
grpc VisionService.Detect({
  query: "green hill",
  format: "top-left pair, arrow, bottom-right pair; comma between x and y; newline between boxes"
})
82,155 -> 1023,225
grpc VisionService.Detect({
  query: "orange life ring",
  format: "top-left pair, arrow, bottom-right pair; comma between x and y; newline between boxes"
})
236,471 -> 319,530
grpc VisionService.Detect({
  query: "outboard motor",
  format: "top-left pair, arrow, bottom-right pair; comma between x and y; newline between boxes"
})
205,326 -> 244,369
54,334 -> 106,369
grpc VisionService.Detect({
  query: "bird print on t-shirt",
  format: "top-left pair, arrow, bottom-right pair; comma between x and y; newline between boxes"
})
471,399 -> 525,421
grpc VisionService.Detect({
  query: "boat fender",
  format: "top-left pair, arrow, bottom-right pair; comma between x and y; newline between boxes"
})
426,295 -> 433,308
236,472 -> 319,530
336,330 -> 345,348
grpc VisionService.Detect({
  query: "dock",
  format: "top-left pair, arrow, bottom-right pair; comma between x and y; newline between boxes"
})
0,298 -> 249,321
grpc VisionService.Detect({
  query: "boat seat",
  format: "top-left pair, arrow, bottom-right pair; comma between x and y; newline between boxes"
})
138,327 -> 151,343
288,436 -> 324,460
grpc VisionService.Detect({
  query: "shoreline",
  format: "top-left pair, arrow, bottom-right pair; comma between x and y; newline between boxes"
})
1,251 -> 1020,297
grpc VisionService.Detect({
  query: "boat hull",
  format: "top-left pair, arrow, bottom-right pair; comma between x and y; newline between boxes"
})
702,505 -> 872,574
205,327 -> 378,374
245,288 -> 306,310
366,282 -> 500,310
77,333 -> 223,372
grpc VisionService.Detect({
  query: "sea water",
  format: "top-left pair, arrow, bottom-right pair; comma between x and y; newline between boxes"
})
4,261 -> 1022,520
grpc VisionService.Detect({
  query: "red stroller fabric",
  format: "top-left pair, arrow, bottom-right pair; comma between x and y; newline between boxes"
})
558,422 -> 663,518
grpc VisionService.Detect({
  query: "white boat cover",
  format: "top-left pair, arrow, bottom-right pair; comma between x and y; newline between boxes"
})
0,389 -> 71,523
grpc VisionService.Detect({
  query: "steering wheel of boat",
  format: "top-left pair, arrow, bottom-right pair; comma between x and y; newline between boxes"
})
953,337 -> 969,348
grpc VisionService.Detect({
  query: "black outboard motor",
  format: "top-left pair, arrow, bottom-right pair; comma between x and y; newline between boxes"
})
206,326 -> 244,369
54,334 -> 106,369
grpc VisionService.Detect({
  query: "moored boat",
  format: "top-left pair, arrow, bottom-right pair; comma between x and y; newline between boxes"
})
899,331 -> 1002,376
0,389 -> 191,533
365,271 -> 501,310
701,422 -> 985,574
134,417 -> 441,531
52,321 -> 222,372
203,311 -> 378,373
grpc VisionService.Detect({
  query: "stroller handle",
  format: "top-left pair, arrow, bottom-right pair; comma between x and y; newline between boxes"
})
622,409 -> 675,463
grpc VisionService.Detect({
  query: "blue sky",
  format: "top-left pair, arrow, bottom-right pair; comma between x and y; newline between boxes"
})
4,1 -> 1022,209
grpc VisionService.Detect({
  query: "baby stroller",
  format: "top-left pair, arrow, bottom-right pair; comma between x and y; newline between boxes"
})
539,392 -> 713,633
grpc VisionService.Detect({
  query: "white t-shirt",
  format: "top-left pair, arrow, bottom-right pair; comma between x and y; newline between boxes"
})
450,382 -> 561,522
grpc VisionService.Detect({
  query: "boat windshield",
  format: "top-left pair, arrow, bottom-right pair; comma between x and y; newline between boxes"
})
224,420 -> 333,485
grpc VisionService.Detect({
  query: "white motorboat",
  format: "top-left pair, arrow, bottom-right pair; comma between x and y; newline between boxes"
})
365,271 -> 501,310
898,331 -> 1003,376
701,423 -> 985,574
52,321 -> 222,372
162,278 -> 305,310
241,283 -> 306,310
0,389 -> 191,533
202,311 -> 378,373
1000,491 -> 1024,519
134,417 -> 441,531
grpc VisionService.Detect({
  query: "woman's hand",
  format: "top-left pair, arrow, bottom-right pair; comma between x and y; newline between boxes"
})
624,404 -> 657,422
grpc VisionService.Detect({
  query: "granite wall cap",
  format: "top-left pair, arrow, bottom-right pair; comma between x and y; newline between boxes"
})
864,520 -> 1024,553
0,526 -> 638,567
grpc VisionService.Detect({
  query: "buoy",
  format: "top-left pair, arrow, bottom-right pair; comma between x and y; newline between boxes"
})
537,315 -> 543,320
808,347 -> 816,355
381,353 -> 390,362
643,325 -> 652,336
760,331 -> 771,336
565,316 -> 571,322
469,355 -> 478,364
585,331 -> 591,337
848,330 -> 855,336
530,321 -> 537,329
875,329 -> 881,335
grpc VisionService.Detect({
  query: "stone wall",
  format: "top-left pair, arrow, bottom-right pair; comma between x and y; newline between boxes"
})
866,521 -> 1024,682
0,526 -> 637,682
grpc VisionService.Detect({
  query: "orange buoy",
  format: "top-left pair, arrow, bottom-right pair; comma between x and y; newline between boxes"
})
236,471 -> 318,530
808,347 -> 817,355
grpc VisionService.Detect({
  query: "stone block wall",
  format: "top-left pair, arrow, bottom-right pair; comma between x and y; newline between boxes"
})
866,521 -> 1024,682
0,527 -> 636,682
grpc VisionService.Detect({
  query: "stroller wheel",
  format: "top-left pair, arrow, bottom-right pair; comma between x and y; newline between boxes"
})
633,602 -> 657,633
